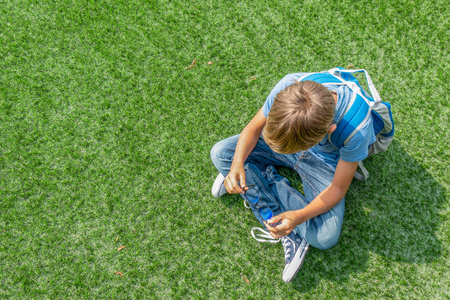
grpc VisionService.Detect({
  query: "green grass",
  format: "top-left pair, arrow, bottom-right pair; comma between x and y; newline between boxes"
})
0,0 -> 449,298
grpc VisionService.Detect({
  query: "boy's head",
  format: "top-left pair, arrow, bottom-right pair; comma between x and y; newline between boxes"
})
263,80 -> 336,154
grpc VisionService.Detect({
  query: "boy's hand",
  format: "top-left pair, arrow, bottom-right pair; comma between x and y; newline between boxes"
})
224,165 -> 247,194
265,211 -> 303,239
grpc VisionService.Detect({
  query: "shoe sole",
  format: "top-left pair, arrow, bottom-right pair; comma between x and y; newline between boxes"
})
211,173 -> 226,198
282,241 -> 309,283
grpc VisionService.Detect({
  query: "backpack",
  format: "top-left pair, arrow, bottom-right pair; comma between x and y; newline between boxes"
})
297,68 -> 395,181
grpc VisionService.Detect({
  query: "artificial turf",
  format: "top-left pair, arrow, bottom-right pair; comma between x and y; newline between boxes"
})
0,0 -> 449,298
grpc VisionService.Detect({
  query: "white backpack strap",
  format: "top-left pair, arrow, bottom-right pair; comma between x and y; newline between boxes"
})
296,72 -> 316,82
327,68 -> 382,103
354,161 -> 370,182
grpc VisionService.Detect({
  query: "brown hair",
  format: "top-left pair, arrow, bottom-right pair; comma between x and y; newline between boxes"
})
263,80 -> 335,154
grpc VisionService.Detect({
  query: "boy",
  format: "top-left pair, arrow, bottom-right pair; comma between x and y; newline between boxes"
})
210,72 -> 376,283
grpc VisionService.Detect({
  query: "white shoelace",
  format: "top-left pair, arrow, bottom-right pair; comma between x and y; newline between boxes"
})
244,200 -> 251,209
251,227 -> 281,244
281,236 -> 293,259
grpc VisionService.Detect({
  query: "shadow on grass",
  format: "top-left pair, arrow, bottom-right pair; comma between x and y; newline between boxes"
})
288,140 -> 445,291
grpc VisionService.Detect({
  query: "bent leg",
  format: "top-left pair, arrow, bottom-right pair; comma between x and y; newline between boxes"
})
210,134 -> 291,176
211,136 -> 345,249
265,152 -> 344,250
210,135 -> 293,226
210,135 -> 239,177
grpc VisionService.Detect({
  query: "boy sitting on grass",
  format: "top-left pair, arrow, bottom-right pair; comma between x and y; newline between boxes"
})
210,72 -> 376,283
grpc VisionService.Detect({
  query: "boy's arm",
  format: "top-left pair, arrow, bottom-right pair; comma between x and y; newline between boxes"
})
224,108 -> 267,194
266,159 -> 358,238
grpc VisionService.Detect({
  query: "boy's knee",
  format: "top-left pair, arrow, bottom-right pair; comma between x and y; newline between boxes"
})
313,232 -> 340,250
210,140 -> 234,171
210,135 -> 240,164
307,216 -> 342,250
210,141 -> 225,163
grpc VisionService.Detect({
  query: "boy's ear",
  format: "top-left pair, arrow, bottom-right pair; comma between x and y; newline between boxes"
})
328,124 -> 337,133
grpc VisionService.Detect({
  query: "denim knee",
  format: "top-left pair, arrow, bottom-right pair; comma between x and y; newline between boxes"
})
314,231 -> 341,250
210,141 -> 222,167
306,214 -> 342,250
210,139 -> 235,174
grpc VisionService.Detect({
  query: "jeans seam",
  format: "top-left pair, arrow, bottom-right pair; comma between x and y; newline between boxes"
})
246,165 -> 278,204
251,151 -> 296,169
301,174 -> 319,199
294,151 -> 312,170
281,181 -> 309,208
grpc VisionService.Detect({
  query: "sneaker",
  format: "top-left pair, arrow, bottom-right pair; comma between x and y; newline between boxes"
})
250,228 -> 309,282
211,173 -> 227,198
281,232 -> 309,283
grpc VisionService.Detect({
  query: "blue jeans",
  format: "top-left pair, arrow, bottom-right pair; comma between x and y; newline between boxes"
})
210,134 -> 344,250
